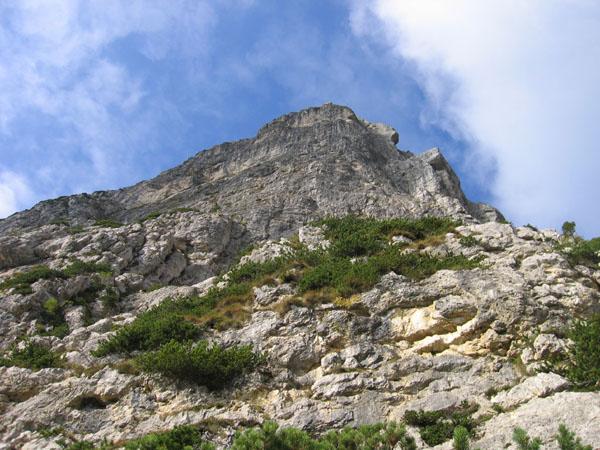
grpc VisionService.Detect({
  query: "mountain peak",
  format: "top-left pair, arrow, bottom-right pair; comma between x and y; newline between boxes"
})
0,105 -> 502,237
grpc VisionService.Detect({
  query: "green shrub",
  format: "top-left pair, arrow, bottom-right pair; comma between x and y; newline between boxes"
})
453,426 -> 470,450
63,439 -> 113,450
64,442 -> 96,450
227,257 -> 289,284
0,340 -> 60,370
124,425 -> 214,450
404,403 -> 478,447
100,287 -> 120,309
231,421 -> 416,450
50,218 -> 70,226
38,297 -> 69,338
62,259 -> 112,277
316,216 -> 458,258
93,313 -> 202,356
543,315 -> 600,390
556,424 -> 593,450
0,260 -> 112,295
563,237 -> 600,268
459,235 -> 480,247
94,219 -> 124,228
0,265 -> 63,292
404,410 -> 443,427
136,340 -> 260,389
94,282 -> 256,357
140,211 -> 162,222
297,250 -> 480,299
67,225 -> 86,235
562,221 -> 577,238
513,427 -> 542,450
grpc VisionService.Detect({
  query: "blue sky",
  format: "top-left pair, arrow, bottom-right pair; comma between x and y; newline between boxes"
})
1,1 -> 599,237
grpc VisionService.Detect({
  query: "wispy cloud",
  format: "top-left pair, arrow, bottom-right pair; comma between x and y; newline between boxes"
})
0,170 -> 33,218
350,0 -> 600,235
0,0 -> 218,216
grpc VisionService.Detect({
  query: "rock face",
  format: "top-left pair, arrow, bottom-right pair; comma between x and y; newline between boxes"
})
0,105 -> 599,449
0,103 -> 501,240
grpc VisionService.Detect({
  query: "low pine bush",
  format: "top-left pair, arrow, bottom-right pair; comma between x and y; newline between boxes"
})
513,427 -> 542,450
453,426 -> 471,450
231,421 -> 416,450
124,425 -> 214,450
404,402 -> 478,447
543,314 -> 600,390
136,340 -> 260,389
93,219 -> 124,228
316,215 -> 458,258
556,424 -> 593,450
0,340 -> 61,370
62,259 -> 112,277
0,259 -> 112,295
0,265 -> 62,293
564,237 -> 600,268
93,312 -> 202,356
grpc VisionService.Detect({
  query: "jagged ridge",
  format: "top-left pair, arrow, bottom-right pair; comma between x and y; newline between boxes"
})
0,103 -> 502,238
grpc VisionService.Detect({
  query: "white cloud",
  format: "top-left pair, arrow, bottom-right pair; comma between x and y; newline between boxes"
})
351,0 -> 600,235
0,0 -> 218,212
0,170 -> 34,218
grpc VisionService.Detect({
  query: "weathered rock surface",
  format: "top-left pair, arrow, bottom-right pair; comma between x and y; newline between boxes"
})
0,105 -> 598,449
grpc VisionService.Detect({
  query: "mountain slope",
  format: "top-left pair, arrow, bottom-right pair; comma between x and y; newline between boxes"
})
0,105 -> 598,450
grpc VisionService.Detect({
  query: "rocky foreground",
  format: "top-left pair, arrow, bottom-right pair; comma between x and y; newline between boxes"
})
0,212 -> 599,449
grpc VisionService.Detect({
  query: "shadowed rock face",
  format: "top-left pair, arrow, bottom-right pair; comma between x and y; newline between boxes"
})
0,103 -> 502,238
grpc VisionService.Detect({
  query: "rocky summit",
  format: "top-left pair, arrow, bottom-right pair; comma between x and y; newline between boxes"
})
0,104 -> 599,450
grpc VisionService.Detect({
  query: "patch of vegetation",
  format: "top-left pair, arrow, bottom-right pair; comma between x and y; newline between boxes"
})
231,421 -> 416,450
67,225 -> 86,235
562,221 -> 577,238
93,310 -> 202,356
140,211 -> 162,222
316,215 -> 459,258
404,402 -> 478,447
124,425 -> 214,450
298,250 -> 480,298
99,287 -> 120,310
62,439 -> 113,450
543,314 -> 600,390
136,340 -> 260,389
93,219 -> 124,228
62,259 -> 112,277
563,237 -> 600,268
50,218 -> 70,226
0,265 -> 62,293
170,207 -> 198,214
37,426 -> 64,438
0,259 -> 112,295
0,340 -> 61,370
453,426 -> 472,450
557,221 -> 600,268
38,297 -> 70,338
459,235 -> 480,247
513,427 -> 542,450
556,424 -> 593,450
